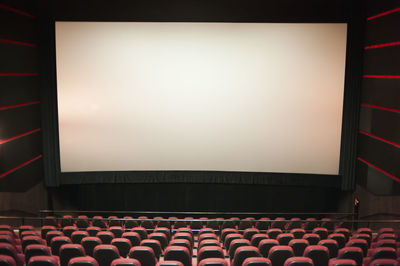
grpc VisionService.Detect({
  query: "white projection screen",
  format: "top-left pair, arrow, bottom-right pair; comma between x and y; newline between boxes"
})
55,22 -> 347,175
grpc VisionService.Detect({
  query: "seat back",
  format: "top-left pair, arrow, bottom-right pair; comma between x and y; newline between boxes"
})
243,257 -> 272,266
258,239 -> 279,258
122,232 -> 141,247
267,229 -> 282,240
141,239 -> 162,259
337,247 -> 363,266
312,228 -> 328,240
149,233 -> 168,250
81,237 -> 102,257
267,246 -> 294,266
111,238 -> 132,258
229,239 -> 251,258
93,244 -> 120,266
369,259 -> 399,266
130,227 -> 148,241
0,255 -> 17,266
284,257 -> 313,266
318,239 -> 338,258
96,231 -> 115,244
303,234 -> 320,246
110,227 -> 124,238
71,231 -> 89,244
303,245 -> 330,266
198,246 -> 224,263
244,229 -> 260,241
290,229 -> 306,240
277,233 -> 294,246
59,244 -> 86,266
50,236 -> 72,256
63,226 -> 78,238
27,255 -> 59,266
198,258 -> 228,266
328,234 -> 346,249
163,246 -> 192,266
232,246 -> 262,266
68,256 -> 99,266
251,234 -> 269,247
111,258 -> 141,266
128,246 -> 158,266
86,227 -> 101,237
24,244 -> 51,264
288,239 -> 309,257
328,259 -> 357,266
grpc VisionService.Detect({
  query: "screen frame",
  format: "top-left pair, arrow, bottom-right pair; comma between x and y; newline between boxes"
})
39,4 -> 363,189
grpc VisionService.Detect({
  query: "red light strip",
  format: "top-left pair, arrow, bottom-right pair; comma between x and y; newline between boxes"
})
0,154 -> 42,179
363,75 -> 400,79
0,73 -> 38,76
0,3 -> 36,18
0,128 -> 41,145
365,41 -> 400,50
361,103 -> 400,114
0,101 -> 40,111
367,7 -> 400,21
357,157 -> 400,182
0,38 -> 37,47
359,130 -> 400,148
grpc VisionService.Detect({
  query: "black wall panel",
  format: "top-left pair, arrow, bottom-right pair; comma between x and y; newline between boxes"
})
0,43 -> 38,73
363,45 -> 400,75
0,76 -> 39,106
364,14 -> 400,46
361,79 -> 400,110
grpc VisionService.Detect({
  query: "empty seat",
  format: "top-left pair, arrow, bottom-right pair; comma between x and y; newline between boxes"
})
221,220 -> 236,230
232,246 -> 262,266
109,217 -> 122,227
291,229 -> 306,240
19,225 -> 35,237
124,218 -> 139,229
154,228 -> 171,240
284,257 -> 314,266
337,247 -> 363,266
172,233 -> 193,247
243,257 -> 272,266
44,217 -> 59,227
377,228 -> 394,236
59,244 -> 86,266
24,244 -> 51,264
277,233 -> 294,246
93,244 -> 120,266
96,231 -> 115,244
303,218 -> 318,232
198,234 -> 218,243
111,258 -> 141,266
239,220 -> 253,230
22,236 -> 45,252
368,247 -> 397,261
258,239 -> 279,258
41,226 -> 57,239
267,229 -> 283,240
312,228 -> 328,240
255,218 -> 270,232
51,236 -> 72,256
68,256 -> 99,266
81,236 -> 102,257
92,216 -> 107,229
303,234 -> 320,246
199,228 -> 215,236
198,239 -> 221,250
46,230 -> 64,246
355,228 -> 372,238
320,218 -> 335,232
369,259 -> 399,266
63,226 -> 78,238
71,231 -> 89,244
140,239 -> 162,259
267,246 -> 294,266
111,238 -> 132,257
175,228 -> 193,236
61,215 -> 74,228
173,220 -> 188,230
0,255 -> 17,266
224,233 -> 242,250
351,234 -> 371,248
375,240 -> 397,249
229,239 -> 251,258
129,246 -> 158,266
328,259 -> 357,266
86,227 -> 101,237
149,233 -> 168,250
157,219 -> 172,229
221,229 -> 238,243
110,227 -> 124,238
0,243 -> 25,266
164,246 -> 191,266
288,239 -> 309,257
122,232 -> 141,247
198,258 -> 228,266
190,219 -> 204,230
318,239 -> 338,258
346,239 -> 368,256
244,229 -> 260,241
251,234 -> 269,247
198,246 -> 224,262
286,218 -> 303,231
334,229 -> 351,242
206,220 -> 220,231
157,261 -> 184,266
131,228 -> 148,241
27,255 -> 59,266
271,218 -> 287,230
376,234 -> 396,242
76,216 -> 90,229
141,220 -> 155,230
21,231 -> 39,239
303,245 -> 330,266
328,234 -> 346,249
169,239 -> 192,256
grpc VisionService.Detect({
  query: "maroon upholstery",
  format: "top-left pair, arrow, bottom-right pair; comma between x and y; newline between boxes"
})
243,257 -> 272,266
267,246 -> 294,266
93,244 -> 120,266
0,255 -> 17,266
198,258 -> 228,266
337,247 -> 363,266
68,256 -> 99,266
284,257 -> 313,266
303,245 -> 330,266
111,258 -> 141,266
288,239 -> 309,257
258,239 -> 279,258
27,255 -> 59,266
328,258 -> 357,266
163,246 -> 192,266
59,244 -> 86,266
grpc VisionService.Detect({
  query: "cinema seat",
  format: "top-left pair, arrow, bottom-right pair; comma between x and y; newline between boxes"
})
71,231 -> 89,244
111,258 -> 141,266
351,234 -> 371,248
63,226 -> 78,238
96,231 -> 115,244
93,244 -> 120,266
346,239 -> 368,256
334,229 -> 351,242
337,247 -> 363,266
61,215 -> 75,228
243,257 -> 272,266
356,228 -> 372,238
221,229 -> 238,243
109,217 -> 122,227
239,219 -> 253,230
312,228 -> 328,240
76,216 -> 90,229
59,244 -> 86,266
140,239 -> 162,259
290,229 -> 306,240
255,218 -> 270,232
44,217 -> 59,227
156,261 -> 184,266
27,255 -> 59,266
0,244 -> 24,266
320,218 -> 335,232
376,234 -> 396,242
303,234 -> 320,246
303,245 -> 330,266
41,226 -> 57,239
129,246 -> 158,266
21,236 -> 45,252
18,226 -> 35,238
198,239 -> 221,250
176,228 -> 193,237
232,246 -> 262,266
141,220 -> 155,230
24,244 -> 51,264
224,233 -> 242,250
122,232 -> 141,247
267,229 -> 282,240
50,236 -> 72,256
328,234 -> 346,249
21,231 -> 39,239
277,233 -> 294,245
318,239 -> 338,258
206,220 -> 220,231
68,256 -> 99,266
303,218 -> 318,232
198,246 -> 224,262
198,258 -> 228,266
169,239 -> 192,256
258,239 -> 279,258
369,259 -> 399,266
377,228 -> 394,236
149,233 -> 168,250
112,238 -> 132,257
288,239 -> 309,257
199,228 -> 215,236
124,217 -> 139,229
251,234 -> 269,247
131,228 -> 148,241
81,237 -> 102,257
198,233 -> 218,243
0,235 -> 16,246
164,246 -> 192,266
286,218 -> 303,231
244,228 -> 260,241
0,255 -> 16,266
366,247 -> 397,262
221,220 -> 236,230
374,240 -> 397,249
190,220 -> 203,230
284,257 -> 314,266
271,218 -> 286,230
173,220 -> 187,230
154,227 -> 171,240
92,216 -> 107,229
267,246 -> 294,266
86,227 -> 101,237
46,230 -> 64,246
157,218 -> 172,229
229,239 -> 251,258
328,259 -> 357,266
172,233 -> 193,247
